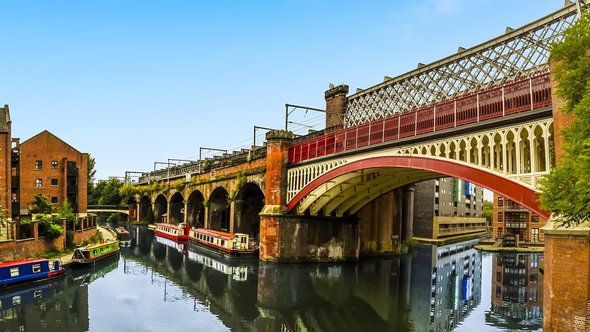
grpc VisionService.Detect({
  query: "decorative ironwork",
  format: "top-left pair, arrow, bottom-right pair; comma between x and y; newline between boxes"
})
344,2 -> 583,127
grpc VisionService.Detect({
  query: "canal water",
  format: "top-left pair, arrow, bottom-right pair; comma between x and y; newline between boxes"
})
0,225 -> 543,332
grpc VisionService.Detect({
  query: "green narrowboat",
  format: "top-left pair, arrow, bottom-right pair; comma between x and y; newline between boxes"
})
71,240 -> 120,268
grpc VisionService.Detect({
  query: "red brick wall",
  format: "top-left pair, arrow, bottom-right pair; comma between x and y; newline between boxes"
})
18,131 -> 88,214
543,234 -> 590,331
325,85 -> 349,131
0,226 -> 96,261
0,105 -> 12,219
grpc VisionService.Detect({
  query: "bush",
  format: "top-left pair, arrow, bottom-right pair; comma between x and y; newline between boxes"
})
45,223 -> 64,238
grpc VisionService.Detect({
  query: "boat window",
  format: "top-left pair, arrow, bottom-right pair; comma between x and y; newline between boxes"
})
34,290 -> 42,299
12,296 -> 21,306
10,267 -> 19,277
221,240 -> 225,247
32,264 -> 41,273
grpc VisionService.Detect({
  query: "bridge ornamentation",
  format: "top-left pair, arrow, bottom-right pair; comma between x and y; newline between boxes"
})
344,4 -> 579,127
287,118 -> 553,216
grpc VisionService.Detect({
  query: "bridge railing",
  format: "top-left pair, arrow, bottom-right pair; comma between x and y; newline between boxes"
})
289,72 -> 551,164
136,146 -> 267,184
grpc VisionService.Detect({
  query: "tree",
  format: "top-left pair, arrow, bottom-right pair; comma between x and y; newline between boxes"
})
483,200 -> 493,223
92,178 -> 124,206
540,10 -> 590,225
87,155 -> 97,203
30,194 -> 54,214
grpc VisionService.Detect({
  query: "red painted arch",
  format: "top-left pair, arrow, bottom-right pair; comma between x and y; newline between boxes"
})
287,156 -> 549,219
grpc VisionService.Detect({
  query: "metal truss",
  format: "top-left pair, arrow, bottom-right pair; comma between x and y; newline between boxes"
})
344,2 -> 584,127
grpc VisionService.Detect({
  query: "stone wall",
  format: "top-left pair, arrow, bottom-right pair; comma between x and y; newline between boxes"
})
275,215 -> 359,262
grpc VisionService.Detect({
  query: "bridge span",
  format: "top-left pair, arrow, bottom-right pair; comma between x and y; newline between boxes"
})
124,2 -> 589,330
125,2 -> 585,262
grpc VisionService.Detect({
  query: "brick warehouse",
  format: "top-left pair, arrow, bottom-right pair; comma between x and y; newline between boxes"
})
0,104 -> 95,258
14,130 -> 89,217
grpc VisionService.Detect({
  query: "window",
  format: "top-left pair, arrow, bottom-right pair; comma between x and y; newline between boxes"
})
531,214 -> 539,223
35,160 -> 43,170
498,196 -> 504,207
498,213 -> 504,223
531,228 -> 539,242
35,179 -> 42,188
32,264 -> 41,273
10,267 -> 19,277
51,179 -> 58,186
51,197 -> 58,204
51,160 -> 58,168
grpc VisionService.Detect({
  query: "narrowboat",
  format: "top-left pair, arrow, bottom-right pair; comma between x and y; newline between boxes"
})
154,223 -> 190,242
0,258 -> 65,288
155,234 -> 187,254
115,226 -> 131,246
188,228 -> 258,259
71,239 -> 120,268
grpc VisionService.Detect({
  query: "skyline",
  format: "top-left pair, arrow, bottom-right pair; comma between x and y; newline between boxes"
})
1,0 -> 562,181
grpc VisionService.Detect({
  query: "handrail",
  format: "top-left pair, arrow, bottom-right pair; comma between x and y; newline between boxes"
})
289,73 -> 551,164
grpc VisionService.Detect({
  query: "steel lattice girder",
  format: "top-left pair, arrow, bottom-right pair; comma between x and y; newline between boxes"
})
344,2 -> 583,127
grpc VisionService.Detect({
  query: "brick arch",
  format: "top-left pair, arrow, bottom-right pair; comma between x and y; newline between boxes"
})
287,155 -> 547,219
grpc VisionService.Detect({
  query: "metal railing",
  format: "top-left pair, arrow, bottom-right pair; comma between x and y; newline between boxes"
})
289,72 -> 551,164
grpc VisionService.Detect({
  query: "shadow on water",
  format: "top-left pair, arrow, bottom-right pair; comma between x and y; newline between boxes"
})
0,226 -> 544,331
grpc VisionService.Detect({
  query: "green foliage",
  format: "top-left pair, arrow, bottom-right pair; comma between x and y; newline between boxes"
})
87,155 -> 97,198
92,178 -> 124,206
401,238 -> 418,254
483,200 -> 493,222
30,194 -> 54,214
172,179 -> 184,191
35,214 -> 64,239
540,10 -> 590,225
119,183 -> 140,197
81,230 -> 103,246
56,200 -> 76,223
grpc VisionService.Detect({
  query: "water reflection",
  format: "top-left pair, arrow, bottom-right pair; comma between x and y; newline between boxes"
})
0,226 -> 545,331
486,253 -> 543,330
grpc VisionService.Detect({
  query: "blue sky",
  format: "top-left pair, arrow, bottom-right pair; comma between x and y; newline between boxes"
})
1,0 -> 561,181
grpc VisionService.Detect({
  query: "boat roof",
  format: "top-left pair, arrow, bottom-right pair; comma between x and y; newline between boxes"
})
156,223 -> 186,228
0,258 -> 47,268
192,228 -> 250,240
76,240 -> 119,251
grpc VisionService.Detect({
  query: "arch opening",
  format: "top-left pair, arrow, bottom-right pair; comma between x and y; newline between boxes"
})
209,187 -> 230,232
234,182 -> 264,240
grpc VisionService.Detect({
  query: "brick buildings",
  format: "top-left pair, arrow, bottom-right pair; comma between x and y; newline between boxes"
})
14,130 -> 88,217
0,105 -> 88,223
0,105 -> 12,222
413,177 -> 487,241
492,194 -> 547,244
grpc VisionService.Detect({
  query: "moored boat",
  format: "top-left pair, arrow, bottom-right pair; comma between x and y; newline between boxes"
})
0,258 -> 65,288
71,239 -> 120,268
155,234 -> 187,254
115,226 -> 131,246
154,223 -> 190,242
188,228 -> 258,259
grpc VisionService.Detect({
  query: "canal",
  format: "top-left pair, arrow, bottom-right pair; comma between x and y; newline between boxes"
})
0,225 -> 543,331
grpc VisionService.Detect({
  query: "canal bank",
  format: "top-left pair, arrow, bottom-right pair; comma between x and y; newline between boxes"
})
58,225 -> 115,267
